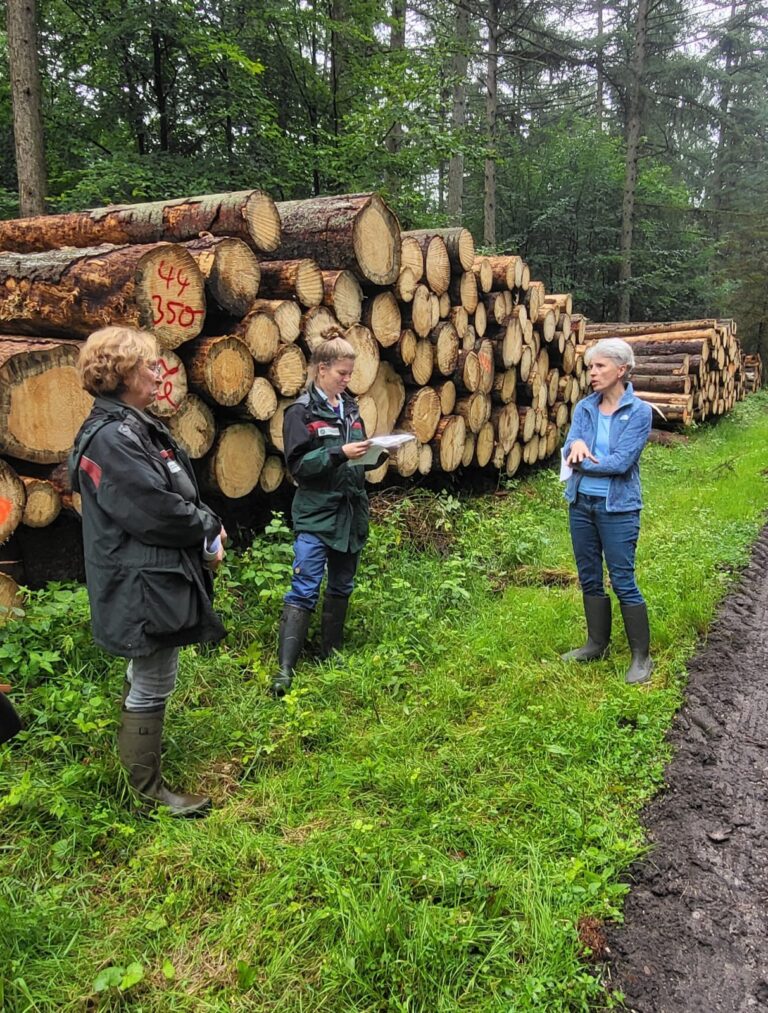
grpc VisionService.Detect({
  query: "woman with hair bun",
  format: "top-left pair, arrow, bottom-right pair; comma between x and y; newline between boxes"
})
561,338 -> 654,684
69,326 -> 226,816
272,328 -> 386,698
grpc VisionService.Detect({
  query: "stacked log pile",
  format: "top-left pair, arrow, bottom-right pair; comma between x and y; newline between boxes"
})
583,319 -> 758,425
743,354 -> 763,393
0,190 -> 592,587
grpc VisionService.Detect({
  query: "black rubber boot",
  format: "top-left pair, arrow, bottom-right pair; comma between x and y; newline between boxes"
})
561,595 -> 612,661
271,605 -> 312,698
117,707 -> 211,817
0,690 -> 22,745
620,602 -> 654,685
319,595 -> 350,660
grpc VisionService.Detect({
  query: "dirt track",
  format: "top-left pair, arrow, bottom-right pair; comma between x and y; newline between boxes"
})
606,527 -> 768,1011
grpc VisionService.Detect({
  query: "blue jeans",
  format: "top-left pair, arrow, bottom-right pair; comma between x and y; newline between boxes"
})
284,533 -> 360,611
568,494 -> 645,605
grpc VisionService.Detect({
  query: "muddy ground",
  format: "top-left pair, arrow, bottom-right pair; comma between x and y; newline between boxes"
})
606,527 -> 768,1011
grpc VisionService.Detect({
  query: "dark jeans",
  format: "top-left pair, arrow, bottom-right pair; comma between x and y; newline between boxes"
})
284,533 -> 361,611
568,493 -> 645,605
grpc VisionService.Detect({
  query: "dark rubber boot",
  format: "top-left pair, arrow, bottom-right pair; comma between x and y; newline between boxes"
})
620,602 -> 654,685
271,605 -> 312,698
561,595 -> 612,661
319,595 -> 350,660
0,690 -> 22,745
117,707 -> 211,817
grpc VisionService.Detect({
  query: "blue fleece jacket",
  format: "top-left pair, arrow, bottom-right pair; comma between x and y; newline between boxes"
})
563,383 -> 653,512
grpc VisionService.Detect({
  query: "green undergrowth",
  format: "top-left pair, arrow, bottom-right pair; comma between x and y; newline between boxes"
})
2,392 -> 768,1012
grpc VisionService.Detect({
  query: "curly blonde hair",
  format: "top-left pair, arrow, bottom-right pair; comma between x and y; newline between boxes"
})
78,326 -> 159,396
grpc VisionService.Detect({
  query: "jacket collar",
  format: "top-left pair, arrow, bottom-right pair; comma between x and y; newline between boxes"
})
92,395 -> 168,436
581,382 -> 636,416
307,384 -> 358,422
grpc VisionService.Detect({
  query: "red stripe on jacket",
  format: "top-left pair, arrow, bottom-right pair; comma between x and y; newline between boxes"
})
80,456 -> 102,489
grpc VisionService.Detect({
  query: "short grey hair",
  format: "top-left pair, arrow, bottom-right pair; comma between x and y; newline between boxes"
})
584,338 -> 635,374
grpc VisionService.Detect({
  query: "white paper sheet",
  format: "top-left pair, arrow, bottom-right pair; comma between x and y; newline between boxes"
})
350,433 -> 416,467
559,450 -> 573,482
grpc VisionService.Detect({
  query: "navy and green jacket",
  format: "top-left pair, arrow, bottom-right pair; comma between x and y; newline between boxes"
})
283,384 -> 383,553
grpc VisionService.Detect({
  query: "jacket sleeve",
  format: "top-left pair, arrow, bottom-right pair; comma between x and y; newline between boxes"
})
563,402 -> 589,458
82,426 -> 220,547
576,404 -> 652,477
283,404 -> 346,479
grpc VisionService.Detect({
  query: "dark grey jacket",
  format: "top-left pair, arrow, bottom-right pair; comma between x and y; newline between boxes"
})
69,397 -> 225,658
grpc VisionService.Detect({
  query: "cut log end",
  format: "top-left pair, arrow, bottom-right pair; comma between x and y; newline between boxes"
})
135,246 -> 207,348
166,394 -> 216,458
206,423 -> 266,498
245,191 -> 282,253
353,195 -> 401,286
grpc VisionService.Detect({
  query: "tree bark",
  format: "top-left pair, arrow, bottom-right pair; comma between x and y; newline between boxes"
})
484,0 -> 499,247
447,0 -> 469,223
0,191 -> 281,254
618,0 -> 650,321
257,259 -> 323,308
0,243 -> 207,346
273,194 -> 401,286
7,0 -> 47,215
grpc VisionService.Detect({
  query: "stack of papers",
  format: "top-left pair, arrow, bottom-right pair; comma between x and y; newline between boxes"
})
351,433 -> 416,467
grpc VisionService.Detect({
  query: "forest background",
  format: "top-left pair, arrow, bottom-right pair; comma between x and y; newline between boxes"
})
2,0 -> 767,354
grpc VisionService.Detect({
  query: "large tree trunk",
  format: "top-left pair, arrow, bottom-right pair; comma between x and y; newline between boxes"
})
447,0 -> 469,222
0,337 -> 93,462
0,244 -> 207,346
7,0 -> 47,216
272,194 -> 401,286
483,0 -> 499,247
618,0 -> 650,321
0,191 -> 282,255
384,0 -> 406,171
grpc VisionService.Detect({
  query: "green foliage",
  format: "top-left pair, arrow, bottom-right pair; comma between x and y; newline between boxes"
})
3,394 -> 768,1010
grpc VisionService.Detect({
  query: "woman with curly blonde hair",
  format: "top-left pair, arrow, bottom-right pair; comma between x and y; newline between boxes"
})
70,326 -> 227,816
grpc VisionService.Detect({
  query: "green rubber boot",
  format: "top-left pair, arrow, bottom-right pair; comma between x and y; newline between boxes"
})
561,595 -> 611,661
117,707 -> 211,817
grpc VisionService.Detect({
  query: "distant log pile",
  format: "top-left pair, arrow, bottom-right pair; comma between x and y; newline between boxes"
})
584,319 -> 759,425
0,190 -> 594,587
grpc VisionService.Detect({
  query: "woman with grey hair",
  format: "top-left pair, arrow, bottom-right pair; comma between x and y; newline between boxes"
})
561,338 -> 654,683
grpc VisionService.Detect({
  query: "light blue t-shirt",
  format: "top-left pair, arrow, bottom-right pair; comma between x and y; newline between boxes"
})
579,412 -> 611,496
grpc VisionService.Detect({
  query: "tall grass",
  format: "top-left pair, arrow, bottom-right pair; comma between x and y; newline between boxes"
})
2,393 -> 768,1012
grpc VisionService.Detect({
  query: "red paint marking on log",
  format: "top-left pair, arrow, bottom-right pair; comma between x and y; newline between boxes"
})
151,297 -> 203,329
157,261 -> 176,290
0,498 -> 12,527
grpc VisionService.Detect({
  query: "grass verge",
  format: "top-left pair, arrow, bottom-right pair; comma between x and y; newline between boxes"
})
2,392 -> 768,1012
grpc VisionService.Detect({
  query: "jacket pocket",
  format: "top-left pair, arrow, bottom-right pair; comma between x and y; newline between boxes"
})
140,566 -> 200,636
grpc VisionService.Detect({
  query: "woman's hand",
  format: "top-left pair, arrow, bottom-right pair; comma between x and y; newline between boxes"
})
566,439 -> 598,466
342,440 -> 372,460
